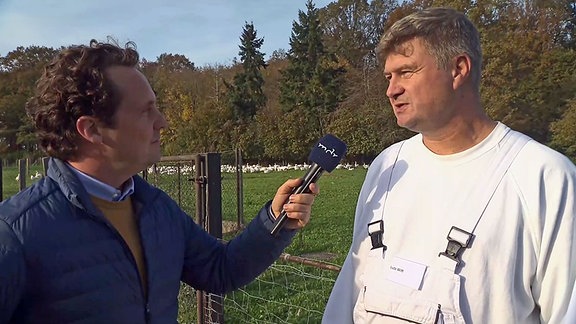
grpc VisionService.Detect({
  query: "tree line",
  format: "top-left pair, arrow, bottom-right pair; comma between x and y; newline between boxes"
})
1,0 -> 575,164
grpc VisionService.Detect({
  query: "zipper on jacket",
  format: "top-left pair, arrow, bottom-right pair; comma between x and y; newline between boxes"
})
90,209 -> 150,318
145,303 -> 151,323
137,205 -> 151,322
100,219 -> 148,295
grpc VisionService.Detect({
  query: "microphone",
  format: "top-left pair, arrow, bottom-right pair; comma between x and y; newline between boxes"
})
270,134 -> 347,235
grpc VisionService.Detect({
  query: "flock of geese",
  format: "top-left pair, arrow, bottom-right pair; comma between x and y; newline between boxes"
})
14,163 -> 368,181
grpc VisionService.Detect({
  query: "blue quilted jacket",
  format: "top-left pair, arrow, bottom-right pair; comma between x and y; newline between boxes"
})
0,158 -> 296,323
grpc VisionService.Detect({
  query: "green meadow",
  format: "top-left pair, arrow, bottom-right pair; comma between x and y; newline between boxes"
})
177,167 -> 367,323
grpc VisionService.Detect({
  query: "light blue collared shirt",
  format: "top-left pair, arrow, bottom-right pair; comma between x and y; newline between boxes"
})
66,163 -> 135,202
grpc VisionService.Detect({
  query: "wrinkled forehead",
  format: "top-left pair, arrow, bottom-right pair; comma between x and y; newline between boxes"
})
378,36 -> 428,65
382,38 -> 430,68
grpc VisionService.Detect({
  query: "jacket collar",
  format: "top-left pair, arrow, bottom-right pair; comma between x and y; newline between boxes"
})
46,158 -> 159,216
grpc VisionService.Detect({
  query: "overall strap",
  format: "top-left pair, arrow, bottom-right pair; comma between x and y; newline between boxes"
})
367,141 -> 405,253
438,129 -> 531,272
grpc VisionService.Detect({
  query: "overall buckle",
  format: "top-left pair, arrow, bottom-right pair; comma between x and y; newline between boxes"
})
438,226 -> 473,266
367,220 -> 386,250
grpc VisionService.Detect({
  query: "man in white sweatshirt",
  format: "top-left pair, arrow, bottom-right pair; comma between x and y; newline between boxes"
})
322,7 -> 576,324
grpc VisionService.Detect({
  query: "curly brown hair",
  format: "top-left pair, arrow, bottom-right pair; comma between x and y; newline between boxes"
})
26,39 -> 140,160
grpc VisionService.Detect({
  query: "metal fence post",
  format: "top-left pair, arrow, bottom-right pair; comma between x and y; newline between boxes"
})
42,157 -> 49,176
205,153 -> 222,239
18,159 -> 26,191
204,153 -> 224,323
235,148 -> 244,228
147,153 -> 226,323
194,155 -> 206,324
194,153 -> 224,323
0,158 -> 3,201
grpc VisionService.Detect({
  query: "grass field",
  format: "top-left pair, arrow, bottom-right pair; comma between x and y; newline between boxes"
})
235,168 -> 366,259
1,162 -> 45,200
1,162 -> 368,323
188,167 -> 367,323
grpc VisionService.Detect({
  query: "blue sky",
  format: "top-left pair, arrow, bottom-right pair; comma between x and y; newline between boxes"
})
0,0 -> 332,67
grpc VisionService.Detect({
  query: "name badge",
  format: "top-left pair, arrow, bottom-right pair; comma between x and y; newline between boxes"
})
386,256 -> 427,290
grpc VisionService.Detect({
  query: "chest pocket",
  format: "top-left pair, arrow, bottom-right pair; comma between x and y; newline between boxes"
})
353,264 -> 466,324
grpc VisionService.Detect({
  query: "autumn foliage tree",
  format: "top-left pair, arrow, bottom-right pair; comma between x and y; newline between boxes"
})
1,0 -> 575,165
0,46 -> 59,160
550,98 -> 576,161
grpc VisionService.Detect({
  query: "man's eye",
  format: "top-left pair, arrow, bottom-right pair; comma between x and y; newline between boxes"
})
401,71 -> 415,78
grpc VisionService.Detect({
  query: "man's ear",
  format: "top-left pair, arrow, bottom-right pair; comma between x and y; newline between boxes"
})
452,54 -> 472,89
76,116 -> 102,144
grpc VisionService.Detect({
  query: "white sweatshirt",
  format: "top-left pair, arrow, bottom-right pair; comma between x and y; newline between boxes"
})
323,123 -> 576,323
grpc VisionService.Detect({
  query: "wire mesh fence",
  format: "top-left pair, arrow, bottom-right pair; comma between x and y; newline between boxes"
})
1,154 -> 342,324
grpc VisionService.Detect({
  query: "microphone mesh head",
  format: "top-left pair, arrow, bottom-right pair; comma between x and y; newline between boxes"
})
308,134 -> 347,172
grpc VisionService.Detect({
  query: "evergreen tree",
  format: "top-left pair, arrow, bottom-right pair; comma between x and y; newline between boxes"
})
225,22 -> 268,160
278,0 -> 346,157
226,21 -> 267,123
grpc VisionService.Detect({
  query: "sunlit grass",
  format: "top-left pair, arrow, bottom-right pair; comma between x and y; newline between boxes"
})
150,165 -> 367,323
